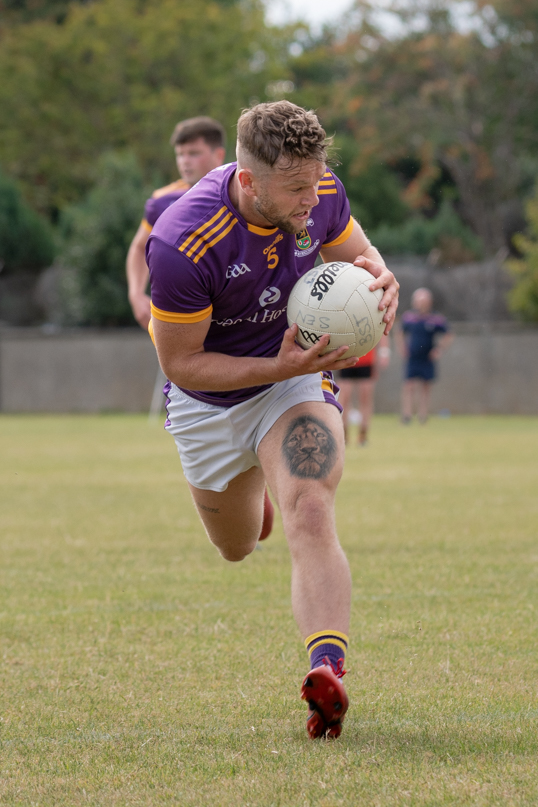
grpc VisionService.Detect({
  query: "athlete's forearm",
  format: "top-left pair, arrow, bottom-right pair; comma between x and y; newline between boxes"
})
126,245 -> 150,301
361,242 -> 385,267
158,350 -> 284,392
153,319 -> 356,391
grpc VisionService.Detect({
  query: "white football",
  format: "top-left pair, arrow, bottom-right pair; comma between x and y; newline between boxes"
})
287,261 -> 385,359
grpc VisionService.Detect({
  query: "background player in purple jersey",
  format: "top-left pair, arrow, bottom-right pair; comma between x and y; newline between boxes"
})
147,101 -> 400,739
397,287 -> 453,423
126,116 -> 226,329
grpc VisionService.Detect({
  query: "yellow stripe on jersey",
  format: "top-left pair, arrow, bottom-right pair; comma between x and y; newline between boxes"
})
141,218 -> 152,233
247,223 -> 279,236
178,205 -> 228,254
320,373 -> 334,393
151,302 -> 213,323
148,317 -> 156,346
319,171 -> 336,192
186,210 -> 234,259
152,179 -> 189,199
193,217 -> 238,264
322,217 -> 354,248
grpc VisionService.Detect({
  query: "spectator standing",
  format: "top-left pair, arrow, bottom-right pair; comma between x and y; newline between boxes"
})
397,287 -> 453,423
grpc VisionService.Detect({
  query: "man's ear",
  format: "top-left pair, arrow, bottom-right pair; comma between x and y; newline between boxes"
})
236,167 -> 257,198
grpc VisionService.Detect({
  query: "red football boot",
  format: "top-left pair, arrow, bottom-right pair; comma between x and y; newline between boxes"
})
301,658 -> 348,739
258,488 -> 274,541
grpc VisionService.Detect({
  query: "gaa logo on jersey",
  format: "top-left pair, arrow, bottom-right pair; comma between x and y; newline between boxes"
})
296,227 -> 312,251
226,263 -> 251,278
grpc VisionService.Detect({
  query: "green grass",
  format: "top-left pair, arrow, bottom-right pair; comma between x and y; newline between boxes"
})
1,414 -> 537,806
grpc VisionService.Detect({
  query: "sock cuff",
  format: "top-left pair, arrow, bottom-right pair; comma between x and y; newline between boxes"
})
304,630 -> 349,657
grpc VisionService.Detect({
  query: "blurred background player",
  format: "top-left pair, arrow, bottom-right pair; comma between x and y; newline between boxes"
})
126,116 -> 226,330
337,335 -> 391,446
397,287 -> 453,423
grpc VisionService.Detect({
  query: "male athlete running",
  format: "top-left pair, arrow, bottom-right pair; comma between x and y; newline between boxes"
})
147,101 -> 399,738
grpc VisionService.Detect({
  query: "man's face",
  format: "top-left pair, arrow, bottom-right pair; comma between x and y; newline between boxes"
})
412,290 -> 433,314
282,415 -> 337,479
251,158 -> 325,234
175,137 -> 224,186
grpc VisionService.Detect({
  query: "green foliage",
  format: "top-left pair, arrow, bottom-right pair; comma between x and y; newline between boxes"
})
0,0 -> 91,26
0,168 -> 55,274
295,0 -> 538,255
59,150 -> 149,326
0,0 -> 293,213
370,200 -> 484,263
507,192 -> 538,322
332,137 -> 409,231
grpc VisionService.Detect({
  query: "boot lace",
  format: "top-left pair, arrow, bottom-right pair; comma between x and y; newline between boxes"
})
324,656 -> 346,678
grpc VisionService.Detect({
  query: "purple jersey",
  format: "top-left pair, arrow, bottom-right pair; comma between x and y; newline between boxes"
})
141,179 -> 190,232
147,162 -> 353,407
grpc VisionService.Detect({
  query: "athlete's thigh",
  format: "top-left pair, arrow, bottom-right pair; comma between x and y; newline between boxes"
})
257,401 -> 345,509
188,465 -> 266,541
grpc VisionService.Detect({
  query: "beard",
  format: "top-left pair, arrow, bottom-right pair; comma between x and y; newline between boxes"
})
253,193 -> 305,235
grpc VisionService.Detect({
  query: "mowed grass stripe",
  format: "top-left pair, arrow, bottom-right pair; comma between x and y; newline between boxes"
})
0,414 -> 537,806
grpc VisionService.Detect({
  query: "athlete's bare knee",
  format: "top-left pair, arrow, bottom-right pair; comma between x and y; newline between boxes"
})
282,487 -> 333,531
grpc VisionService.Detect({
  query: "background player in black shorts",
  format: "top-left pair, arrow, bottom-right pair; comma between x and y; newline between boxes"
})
338,335 -> 391,445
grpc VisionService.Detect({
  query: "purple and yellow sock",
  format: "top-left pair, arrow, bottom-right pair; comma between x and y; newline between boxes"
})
305,630 -> 349,671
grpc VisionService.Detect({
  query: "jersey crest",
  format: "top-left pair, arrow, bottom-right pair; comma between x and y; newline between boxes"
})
296,227 -> 312,250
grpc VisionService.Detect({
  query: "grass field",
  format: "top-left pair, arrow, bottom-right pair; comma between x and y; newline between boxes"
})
1,414 -> 538,806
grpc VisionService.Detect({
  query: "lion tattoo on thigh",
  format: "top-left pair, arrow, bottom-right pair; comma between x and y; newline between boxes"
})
282,414 -> 337,479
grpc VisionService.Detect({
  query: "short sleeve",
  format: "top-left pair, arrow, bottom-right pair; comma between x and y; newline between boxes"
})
147,236 -> 213,324
433,315 -> 449,334
144,196 -> 165,230
401,312 -> 412,333
320,172 -> 352,248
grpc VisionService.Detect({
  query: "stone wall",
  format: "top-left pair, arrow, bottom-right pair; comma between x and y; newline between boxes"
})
0,328 -> 159,413
375,322 -> 538,415
1,324 -> 537,415
386,255 -> 514,322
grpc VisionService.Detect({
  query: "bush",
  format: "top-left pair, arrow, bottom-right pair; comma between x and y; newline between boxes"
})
59,151 -> 150,326
369,200 -> 483,264
332,138 -> 410,232
507,192 -> 538,323
0,169 -> 55,274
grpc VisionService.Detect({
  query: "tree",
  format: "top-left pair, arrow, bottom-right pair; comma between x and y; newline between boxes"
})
0,168 -> 54,274
0,0 -> 92,26
332,135 -> 410,231
0,0 -> 293,214
507,189 -> 538,322
296,1 -> 538,254
59,150 -> 149,326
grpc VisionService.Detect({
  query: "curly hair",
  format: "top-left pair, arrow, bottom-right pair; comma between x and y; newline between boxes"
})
237,101 -> 330,169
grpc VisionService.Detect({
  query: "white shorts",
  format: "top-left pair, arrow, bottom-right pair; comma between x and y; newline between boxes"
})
164,373 -> 340,492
